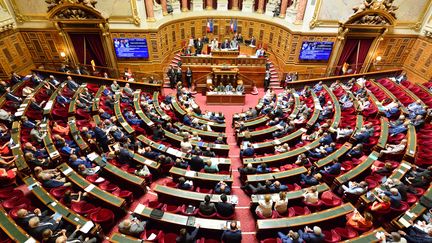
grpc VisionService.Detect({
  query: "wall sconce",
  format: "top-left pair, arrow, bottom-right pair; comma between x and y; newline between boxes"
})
373,56 -> 382,70
60,51 -> 69,63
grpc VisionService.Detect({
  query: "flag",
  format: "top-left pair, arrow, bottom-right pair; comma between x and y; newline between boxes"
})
207,19 -> 213,33
230,19 -> 237,33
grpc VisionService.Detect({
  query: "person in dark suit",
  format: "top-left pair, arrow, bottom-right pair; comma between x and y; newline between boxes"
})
28,216 -> 63,240
240,143 -> 255,158
178,177 -> 193,190
199,195 -> 216,216
195,38 -> 204,55
10,72 -> 22,85
264,70 -> 271,91
216,194 -> 234,217
190,154 -> 204,171
167,66 -> 176,89
221,221 -> 242,243
239,163 -> 257,175
319,160 -> 341,176
237,34 -> 243,44
186,67 -> 193,88
176,225 -> 200,243
15,208 -> 48,229
93,123 -> 109,152
250,36 -> 256,46
298,226 -> 325,243
221,39 -> 230,49
202,35 -> 209,44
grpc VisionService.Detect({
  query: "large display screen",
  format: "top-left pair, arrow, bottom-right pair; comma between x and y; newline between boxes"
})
299,41 -> 333,61
113,38 -> 149,58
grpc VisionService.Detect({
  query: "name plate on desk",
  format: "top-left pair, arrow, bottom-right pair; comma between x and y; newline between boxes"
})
134,203 -> 146,214
63,167 -> 73,175
84,184 -> 96,192
185,170 -> 197,178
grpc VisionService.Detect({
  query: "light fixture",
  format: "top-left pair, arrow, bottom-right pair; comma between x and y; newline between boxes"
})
60,52 -> 66,58
375,56 -> 382,62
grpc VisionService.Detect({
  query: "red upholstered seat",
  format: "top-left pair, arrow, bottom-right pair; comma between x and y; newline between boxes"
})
391,201 -> 410,213
99,181 -> 119,192
0,188 -> 22,200
197,211 -> 217,218
163,233 -> 178,243
181,204 -> 198,216
162,204 -> 182,214
140,229 -> 163,241
260,239 -> 279,243
217,212 -> 235,220
112,188 -> 133,201
406,193 -> 418,205
196,187 -> 213,194
71,201 -> 100,215
321,191 -> 342,207
323,230 -> 341,243
86,175 -> 105,184
49,186 -> 70,199
2,196 -> 31,210
145,200 -> 163,209
334,227 -> 358,239
256,210 -> 277,219
289,206 -> 311,216
90,208 -> 115,230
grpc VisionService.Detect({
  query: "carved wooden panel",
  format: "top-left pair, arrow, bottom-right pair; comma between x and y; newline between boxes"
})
375,36 -> 417,67
404,37 -> 432,82
21,31 -> 66,65
0,31 -> 33,78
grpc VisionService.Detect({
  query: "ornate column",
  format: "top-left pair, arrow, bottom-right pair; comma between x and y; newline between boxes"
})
161,0 -> 168,15
257,0 -> 265,13
206,0 -> 214,9
232,0 -> 239,10
295,0 -> 307,23
242,0 -> 254,12
279,0 -> 288,18
182,0 -> 189,11
145,0 -> 155,21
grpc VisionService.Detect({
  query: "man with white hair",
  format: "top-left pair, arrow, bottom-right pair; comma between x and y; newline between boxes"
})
379,139 -> 407,157
118,217 -> 146,237
298,226 -> 324,243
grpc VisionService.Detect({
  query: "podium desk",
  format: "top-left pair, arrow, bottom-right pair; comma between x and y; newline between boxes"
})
206,92 -> 245,105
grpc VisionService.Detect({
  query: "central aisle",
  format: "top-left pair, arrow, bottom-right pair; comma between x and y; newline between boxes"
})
190,91 -> 263,243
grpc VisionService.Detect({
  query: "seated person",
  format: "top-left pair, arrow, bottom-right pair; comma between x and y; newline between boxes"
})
28,216 -> 63,240
221,221 -> 242,243
256,163 -> 271,173
275,143 -> 290,153
204,160 -> 219,173
278,230 -> 303,243
319,160 -> 341,176
370,195 -> 391,212
255,194 -> 273,218
241,143 -> 255,157
215,181 -> 231,194
341,181 -> 368,196
300,171 -> 322,186
178,176 -> 193,190
379,139 -> 407,157
303,186 -> 319,204
174,158 -> 189,169
381,188 -> 402,208
118,216 -> 147,237
216,194 -> 235,217
199,195 -> 217,216
238,163 -> 257,175
346,144 -> 363,158
274,191 -> 288,215
176,225 -> 200,243
298,226 -> 324,243
346,210 -> 373,230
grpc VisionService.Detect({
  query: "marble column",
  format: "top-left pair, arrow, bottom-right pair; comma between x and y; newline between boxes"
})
232,0 -> 239,10
192,0 -> 204,10
182,0 -> 189,11
279,0 -> 288,18
257,0 -> 265,13
160,0 -> 168,15
242,0 -> 254,12
145,0 -> 155,21
206,0 -> 214,9
295,0 -> 307,23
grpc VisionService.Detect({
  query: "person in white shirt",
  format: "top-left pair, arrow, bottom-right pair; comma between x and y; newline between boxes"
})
180,137 -> 193,153
380,139 -> 407,157
303,186 -> 319,204
274,191 -> 288,214
256,194 -> 273,218
334,126 -> 353,140
275,143 -> 290,153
